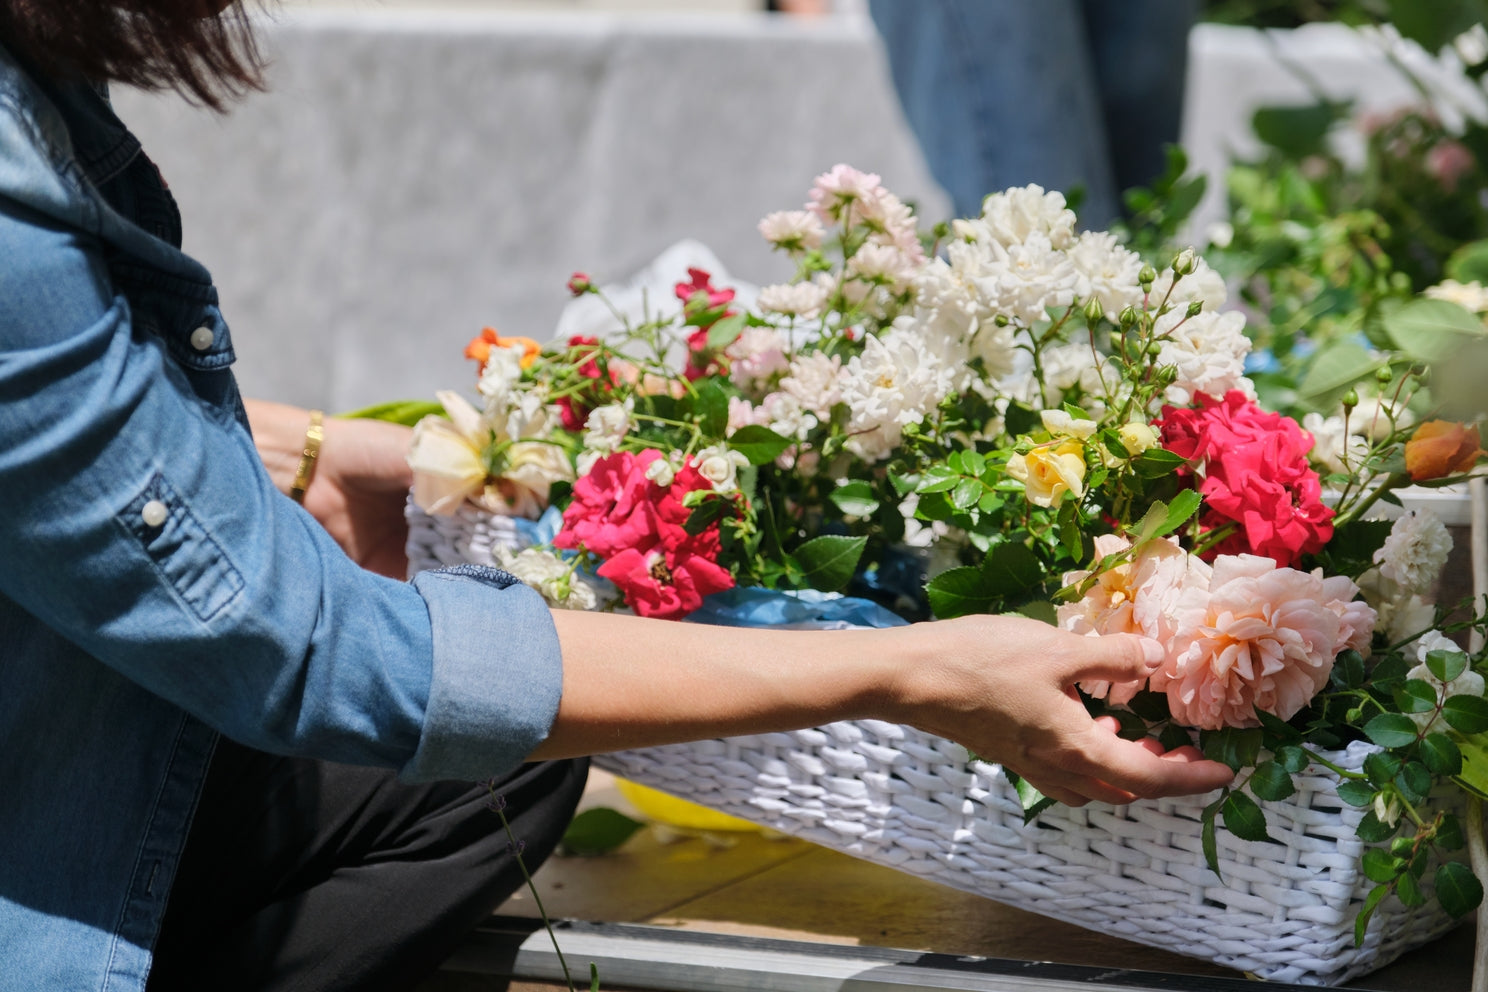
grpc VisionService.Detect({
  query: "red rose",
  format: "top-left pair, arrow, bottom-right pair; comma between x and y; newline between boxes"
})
597,530 -> 735,619
1157,390 -> 1333,567
674,267 -> 736,309
553,450 -> 664,559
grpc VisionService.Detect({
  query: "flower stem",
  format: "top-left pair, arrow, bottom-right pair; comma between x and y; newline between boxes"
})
488,788 -> 579,992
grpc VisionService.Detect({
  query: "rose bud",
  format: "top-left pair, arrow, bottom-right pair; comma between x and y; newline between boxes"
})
566,271 -> 594,296
1405,420 -> 1484,481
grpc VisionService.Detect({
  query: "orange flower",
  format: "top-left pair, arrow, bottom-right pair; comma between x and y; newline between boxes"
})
464,327 -> 542,370
1405,420 -> 1484,482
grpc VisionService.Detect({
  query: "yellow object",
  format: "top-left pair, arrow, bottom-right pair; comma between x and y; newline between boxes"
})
615,779 -> 760,832
289,409 -> 324,504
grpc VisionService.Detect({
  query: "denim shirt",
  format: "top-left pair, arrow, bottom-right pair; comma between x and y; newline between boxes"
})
0,48 -> 564,991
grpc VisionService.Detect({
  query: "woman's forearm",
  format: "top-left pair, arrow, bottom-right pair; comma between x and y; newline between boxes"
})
531,609 -> 1235,807
531,609 -> 904,758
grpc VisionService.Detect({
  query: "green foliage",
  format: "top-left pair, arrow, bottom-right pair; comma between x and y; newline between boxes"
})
561,807 -> 647,856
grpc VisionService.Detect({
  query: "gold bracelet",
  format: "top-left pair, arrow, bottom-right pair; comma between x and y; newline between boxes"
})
289,409 -> 324,504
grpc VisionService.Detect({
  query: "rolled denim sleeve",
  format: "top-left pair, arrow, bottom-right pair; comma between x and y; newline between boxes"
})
405,567 -> 564,781
0,177 -> 561,782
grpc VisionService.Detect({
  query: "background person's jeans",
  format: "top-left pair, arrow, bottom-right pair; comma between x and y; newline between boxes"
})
868,0 -> 1198,225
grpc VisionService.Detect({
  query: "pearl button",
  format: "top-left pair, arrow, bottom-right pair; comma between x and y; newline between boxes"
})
141,500 -> 169,528
189,326 -> 215,351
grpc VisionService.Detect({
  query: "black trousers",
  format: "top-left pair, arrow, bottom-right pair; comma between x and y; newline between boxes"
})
147,735 -> 589,992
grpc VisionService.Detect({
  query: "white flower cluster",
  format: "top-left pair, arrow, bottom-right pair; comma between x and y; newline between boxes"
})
495,545 -> 610,611
1359,509 -> 1454,642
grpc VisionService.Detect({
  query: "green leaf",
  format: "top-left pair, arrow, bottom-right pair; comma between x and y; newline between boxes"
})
1356,810 -> 1399,844
1126,690 -> 1172,723
1436,862 -> 1485,918
1248,761 -> 1295,802
1438,814 -> 1467,851
706,312 -> 747,350
1221,790 -> 1274,844
694,379 -> 730,437
1010,773 -> 1056,824
1396,869 -> 1427,908
951,477 -> 984,512
1298,339 -> 1379,399
338,398 -> 447,425
1447,240 -> 1488,284
1201,726 -> 1264,772
1132,448 -> 1189,479
1336,780 -> 1376,808
1364,713 -> 1420,749
926,566 -> 994,619
828,479 -> 880,518
1426,648 -> 1469,685
728,425 -> 794,466
1015,600 -> 1057,625
1274,745 -> 1309,773
1252,101 -> 1349,157
979,541 -> 1045,600
1256,707 -> 1304,744
792,535 -> 868,593
1383,297 -> 1487,364
1456,734 -> 1488,800
1385,0 -> 1488,52
1330,648 -> 1368,690
1364,751 -> 1403,788
591,962 -> 601,992
1355,884 -> 1389,946
1422,733 -> 1464,777
1361,848 -> 1403,884
1153,722 -> 1188,752
916,465 -> 963,495
560,806 -> 646,856
1159,489 -> 1202,535
1396,762 -> 1432,804
1443,695 -> 1488,735
1201,796 -> 1223,880
1395,679 -> 1440,715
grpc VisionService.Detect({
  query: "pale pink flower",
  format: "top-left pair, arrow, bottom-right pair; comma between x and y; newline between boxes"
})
755,282 -> 830,320
809,164 -> 883,224
758,210 -> 825,252
727,326 -> 790,388
779,351 -> 843,417
1154,555 -> 1362,729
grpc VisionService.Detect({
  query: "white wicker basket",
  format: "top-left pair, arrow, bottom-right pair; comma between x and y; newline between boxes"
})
406,503 -> 1468,986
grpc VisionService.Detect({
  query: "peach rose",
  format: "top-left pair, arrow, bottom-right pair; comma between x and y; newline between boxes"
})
1153,555 -> 1372,729
1060,536 -> 1203,705
1405,420 -> 1483,482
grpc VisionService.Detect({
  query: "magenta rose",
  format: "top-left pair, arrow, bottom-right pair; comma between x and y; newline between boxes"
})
1158,390 -> 1333,567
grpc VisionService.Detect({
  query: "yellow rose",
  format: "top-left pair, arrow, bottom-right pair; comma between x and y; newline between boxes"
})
1117,421 -> 1160,456
1007,439 -> 1087,508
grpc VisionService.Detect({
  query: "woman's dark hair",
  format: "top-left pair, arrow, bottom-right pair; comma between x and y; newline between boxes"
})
0,0 -> 264,111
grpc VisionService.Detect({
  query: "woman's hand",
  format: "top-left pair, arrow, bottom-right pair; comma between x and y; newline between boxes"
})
884,614 -> 1227,806
246,399 -> 414,579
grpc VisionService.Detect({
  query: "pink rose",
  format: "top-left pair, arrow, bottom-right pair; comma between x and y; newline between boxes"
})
554,450 -> 665,559
1152,555 -> 1371,729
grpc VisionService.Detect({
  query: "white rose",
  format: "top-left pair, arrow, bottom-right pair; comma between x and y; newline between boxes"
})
582,399 -> 634,453
694,445 -> 749,492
